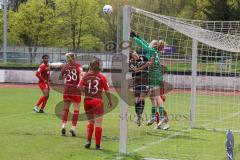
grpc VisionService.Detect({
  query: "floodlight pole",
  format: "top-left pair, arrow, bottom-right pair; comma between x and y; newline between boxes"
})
3,0 -> 8,63
119,5 -> 131,155
190,39 -> 198,128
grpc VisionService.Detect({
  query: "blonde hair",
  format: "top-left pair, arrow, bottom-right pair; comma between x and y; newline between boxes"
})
149,40 -> 166,51
65,52 -> 75,62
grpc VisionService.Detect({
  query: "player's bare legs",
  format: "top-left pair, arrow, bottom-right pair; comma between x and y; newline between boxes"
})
61,101 -> 71,136
70,102 -> 80,137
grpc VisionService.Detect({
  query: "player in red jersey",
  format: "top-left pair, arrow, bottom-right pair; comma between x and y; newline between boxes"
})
33,55 -> 50,113
61,52 -> 83,137
79,58 -> 112,150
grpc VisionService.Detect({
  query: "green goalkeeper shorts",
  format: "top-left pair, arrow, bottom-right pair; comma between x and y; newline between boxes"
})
149,71 -> 163,87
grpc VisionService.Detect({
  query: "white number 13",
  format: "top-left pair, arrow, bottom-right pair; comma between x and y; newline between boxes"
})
87,80 -> 99,95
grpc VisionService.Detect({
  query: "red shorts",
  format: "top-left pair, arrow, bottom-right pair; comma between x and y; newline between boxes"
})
63,94 -> 81,103
39,82 -> 49,90
84,98 -> 104,116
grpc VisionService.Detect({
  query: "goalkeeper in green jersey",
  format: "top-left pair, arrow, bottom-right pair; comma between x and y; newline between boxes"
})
130,31 -> 168,129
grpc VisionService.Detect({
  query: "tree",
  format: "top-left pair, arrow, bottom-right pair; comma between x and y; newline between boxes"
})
203,0 -> 232,21
9,0 -> 28,11
9,0 -> 55,63
52,0 -> 106,51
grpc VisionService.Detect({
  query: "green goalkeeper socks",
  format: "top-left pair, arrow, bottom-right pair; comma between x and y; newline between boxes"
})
159,106 -> 164,119
151,107 -> 157,118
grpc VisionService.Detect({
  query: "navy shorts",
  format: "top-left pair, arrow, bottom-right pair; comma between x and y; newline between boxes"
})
133,85 -> 149,97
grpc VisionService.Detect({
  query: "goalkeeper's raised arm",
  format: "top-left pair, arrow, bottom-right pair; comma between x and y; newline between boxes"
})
130,31 -> 165,60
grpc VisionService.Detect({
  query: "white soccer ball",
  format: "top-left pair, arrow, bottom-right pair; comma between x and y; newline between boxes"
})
103,5 -> 113,14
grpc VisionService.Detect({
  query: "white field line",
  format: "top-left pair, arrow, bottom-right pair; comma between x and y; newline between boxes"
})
204,111 -> 240,127
131,129 -> 190,153
202,127 -> 239,133
0,112 -> 34,119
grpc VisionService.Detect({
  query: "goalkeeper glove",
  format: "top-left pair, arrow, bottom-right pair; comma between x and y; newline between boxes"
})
130,31 -> 139,38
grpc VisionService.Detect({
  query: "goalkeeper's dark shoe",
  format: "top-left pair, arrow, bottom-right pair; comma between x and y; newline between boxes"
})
39,109 -> 45,113
96,145 -> 101,150
85,140 -> 91,149
146,117 -> 156,126
61,128 -> 66,136
70,129 -> 76,137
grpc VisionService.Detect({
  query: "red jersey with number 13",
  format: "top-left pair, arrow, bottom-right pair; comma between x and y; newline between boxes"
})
80,72 -> 109,100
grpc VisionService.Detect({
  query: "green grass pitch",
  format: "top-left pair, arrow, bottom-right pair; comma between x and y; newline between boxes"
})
0,86 -> 239,160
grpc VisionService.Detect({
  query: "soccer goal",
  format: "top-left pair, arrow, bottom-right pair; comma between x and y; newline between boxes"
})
120,5 -> 240,159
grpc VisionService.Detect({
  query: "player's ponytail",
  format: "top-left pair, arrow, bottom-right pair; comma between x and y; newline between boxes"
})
65,52 -> 75,62
89,58 -> 101,72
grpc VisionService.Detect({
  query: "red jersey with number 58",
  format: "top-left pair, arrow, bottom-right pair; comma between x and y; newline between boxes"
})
80,72 -> 109,99
61,61 -> 82,95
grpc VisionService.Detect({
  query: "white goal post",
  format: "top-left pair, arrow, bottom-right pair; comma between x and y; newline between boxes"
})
119,5 -> 131,154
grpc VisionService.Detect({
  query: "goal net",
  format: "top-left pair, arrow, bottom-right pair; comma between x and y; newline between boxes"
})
120,5 -> 240,159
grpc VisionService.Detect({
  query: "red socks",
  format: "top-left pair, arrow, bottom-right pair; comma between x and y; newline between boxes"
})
36,96 -> 48,110
40,97 -> 48,110
87,123 -> 94,141
95,127 -> 102,145
36,96 -> 45,107
62,108 -> 69,124
156,112 -> 160,124
72,110 -> 79,127
87,124 -> 102,146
